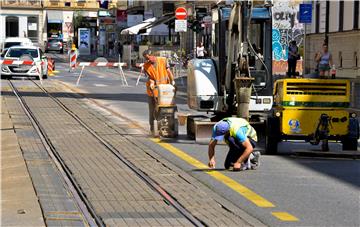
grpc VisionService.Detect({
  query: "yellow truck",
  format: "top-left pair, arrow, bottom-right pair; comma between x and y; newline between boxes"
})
266,79 -> 359,153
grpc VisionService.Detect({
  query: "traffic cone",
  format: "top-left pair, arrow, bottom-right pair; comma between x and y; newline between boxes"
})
48,58 -> 55,76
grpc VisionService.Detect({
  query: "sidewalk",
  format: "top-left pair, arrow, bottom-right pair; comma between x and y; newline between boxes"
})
1,97 -> 45,226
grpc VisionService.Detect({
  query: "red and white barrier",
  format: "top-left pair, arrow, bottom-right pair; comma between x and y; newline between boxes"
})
0,60 -> 43,65
69,49 -> 77,71
47,58 -> 55,76
136,63 -> 145,86
78,62 -> 124,67
0,59 -> 43,84
76,61 -> 128,86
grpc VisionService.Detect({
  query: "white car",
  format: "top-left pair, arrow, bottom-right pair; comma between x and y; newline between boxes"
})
1,37 -> 33,58
1,46 -> 48,79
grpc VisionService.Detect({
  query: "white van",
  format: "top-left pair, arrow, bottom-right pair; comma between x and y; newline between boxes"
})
1,37 -> 33,58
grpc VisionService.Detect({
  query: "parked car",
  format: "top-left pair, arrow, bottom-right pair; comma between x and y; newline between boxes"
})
1,46 -> 48,80
45,38 -> 64,53
1,37 -> 33,58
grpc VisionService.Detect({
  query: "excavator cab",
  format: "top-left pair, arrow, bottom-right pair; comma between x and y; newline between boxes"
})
186,2 -> 273,144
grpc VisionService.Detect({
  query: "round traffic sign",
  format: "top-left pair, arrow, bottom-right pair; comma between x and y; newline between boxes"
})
175,7 -> 187,20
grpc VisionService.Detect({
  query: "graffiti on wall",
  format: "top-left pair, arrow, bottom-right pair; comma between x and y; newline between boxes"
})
272,0 -> 304,74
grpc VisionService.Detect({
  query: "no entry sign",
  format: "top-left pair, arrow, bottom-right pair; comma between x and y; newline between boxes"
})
175,7 -> 187,20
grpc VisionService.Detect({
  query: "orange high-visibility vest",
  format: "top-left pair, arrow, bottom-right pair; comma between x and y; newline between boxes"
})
144,57 -> 169,96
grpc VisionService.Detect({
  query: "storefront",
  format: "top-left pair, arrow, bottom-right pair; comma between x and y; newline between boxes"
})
98,10 -> 116,56
0,10 -> 42,45
46,10 -> 63,39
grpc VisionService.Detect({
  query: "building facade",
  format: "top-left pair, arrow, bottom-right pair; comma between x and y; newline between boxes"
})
305,0 -> 360,80
0,0 -> 119,52
0,1 -> 44,45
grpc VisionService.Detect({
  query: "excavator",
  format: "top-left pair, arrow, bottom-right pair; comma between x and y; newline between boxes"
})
187,0 -> 273,150
186,0 -> 359,153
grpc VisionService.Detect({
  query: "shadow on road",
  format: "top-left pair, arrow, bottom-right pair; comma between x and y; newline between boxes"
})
0,89 -> 188,105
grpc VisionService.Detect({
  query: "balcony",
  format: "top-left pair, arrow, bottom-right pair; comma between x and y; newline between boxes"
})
1,0 -> 42,8
43,0 -> 99,10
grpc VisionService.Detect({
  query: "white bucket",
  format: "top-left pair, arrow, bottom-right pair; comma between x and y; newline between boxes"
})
157,84 -> 176,106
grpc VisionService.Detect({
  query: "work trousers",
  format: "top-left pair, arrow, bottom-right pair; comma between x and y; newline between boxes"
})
287,59 -> 297,78
148,96 -> 157,132
224,137 -> 257,169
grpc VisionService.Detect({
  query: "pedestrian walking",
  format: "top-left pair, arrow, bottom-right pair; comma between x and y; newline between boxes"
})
208,117 -> 260,171
315,43 -> 333,78
117,41 -> 123,61
196,42 -> 207,59
142,50 -> 176,136
287,40 -> 300,78
108,40 -> 114,56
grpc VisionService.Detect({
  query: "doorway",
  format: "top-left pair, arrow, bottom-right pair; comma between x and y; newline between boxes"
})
6,16 -> 19,37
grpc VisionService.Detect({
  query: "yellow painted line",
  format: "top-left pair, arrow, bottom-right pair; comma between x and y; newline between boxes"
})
151,138 -> 275,208
52,70 -> 60,73
271,212 -> 299,221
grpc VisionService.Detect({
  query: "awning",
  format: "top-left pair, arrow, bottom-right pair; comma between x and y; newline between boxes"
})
120,17 -> 156,35
140,24 -> 169,36
138,13 -> 175,35
140,13 -> 175,32
47,11 -> 63,23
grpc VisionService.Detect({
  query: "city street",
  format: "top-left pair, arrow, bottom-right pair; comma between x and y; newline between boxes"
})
2,53 -> 358,226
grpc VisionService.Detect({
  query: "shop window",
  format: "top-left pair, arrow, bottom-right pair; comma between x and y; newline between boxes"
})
6,16 -> 19,37
27,16 -> 38,43
339,1 -> 344,31
354,0 -> 359,29
315,1 -> 320,33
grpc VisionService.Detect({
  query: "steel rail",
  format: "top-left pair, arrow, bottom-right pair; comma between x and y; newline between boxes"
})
32,80 -> 206,227
8,80 -> 103,227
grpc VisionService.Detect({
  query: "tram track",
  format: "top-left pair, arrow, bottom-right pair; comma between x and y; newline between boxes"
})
8,80 -> 101,227
8,79 -> 205,227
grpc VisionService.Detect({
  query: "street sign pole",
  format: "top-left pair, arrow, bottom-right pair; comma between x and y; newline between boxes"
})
299,3 -> 312,75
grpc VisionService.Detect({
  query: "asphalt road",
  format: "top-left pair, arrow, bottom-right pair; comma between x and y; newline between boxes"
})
30,53 -> 360,226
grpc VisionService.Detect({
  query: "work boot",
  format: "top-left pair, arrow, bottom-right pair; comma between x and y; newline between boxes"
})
250,151 -> 261,169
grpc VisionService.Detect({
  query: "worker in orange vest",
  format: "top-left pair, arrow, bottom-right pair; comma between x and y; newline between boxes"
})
142,49 -> 175,136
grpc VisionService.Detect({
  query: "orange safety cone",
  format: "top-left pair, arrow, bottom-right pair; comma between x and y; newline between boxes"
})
48,58 -> 54,76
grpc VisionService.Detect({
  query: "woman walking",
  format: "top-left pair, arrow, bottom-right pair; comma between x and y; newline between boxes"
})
315,43 -> 333,78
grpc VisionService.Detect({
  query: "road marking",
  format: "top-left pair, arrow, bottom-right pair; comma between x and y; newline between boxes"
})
52,70 -> 60,73
271,212 -> 299,221
94,84 -> 107,87
151,138 -> 275,208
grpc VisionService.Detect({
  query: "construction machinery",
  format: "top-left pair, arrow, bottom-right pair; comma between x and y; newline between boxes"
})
187,0 -> 273,147
268,78 -> 359,153
154,84 -> 178,138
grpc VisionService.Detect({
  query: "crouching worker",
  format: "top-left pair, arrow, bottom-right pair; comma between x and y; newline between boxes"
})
208,117 -> 260,171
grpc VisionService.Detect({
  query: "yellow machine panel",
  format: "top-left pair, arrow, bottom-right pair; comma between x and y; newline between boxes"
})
281,109 -> 349,136
274,79 -> 350,108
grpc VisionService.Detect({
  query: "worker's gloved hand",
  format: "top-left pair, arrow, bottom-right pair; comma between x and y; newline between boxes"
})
208,159 -> 216,169
171,81 -> 176,86
150,83 -> 155,90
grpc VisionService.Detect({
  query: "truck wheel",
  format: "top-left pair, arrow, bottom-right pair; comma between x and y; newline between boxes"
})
265,117 -> 280,155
